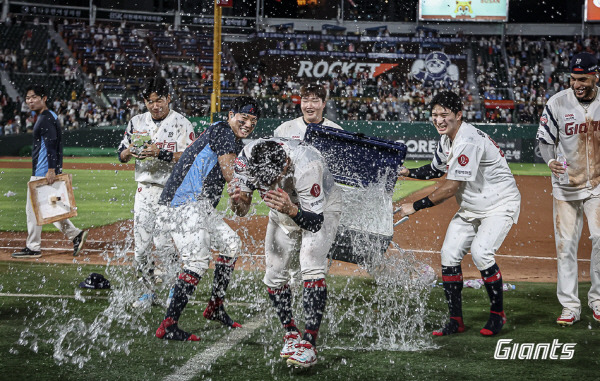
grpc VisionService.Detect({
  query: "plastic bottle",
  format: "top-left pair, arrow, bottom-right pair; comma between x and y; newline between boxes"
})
556,154 -> 569,185
502,283 -> 516,291
463,279 -> 482,289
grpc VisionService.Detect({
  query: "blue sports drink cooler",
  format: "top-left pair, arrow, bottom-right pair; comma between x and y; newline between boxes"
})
304,124 -> 407,265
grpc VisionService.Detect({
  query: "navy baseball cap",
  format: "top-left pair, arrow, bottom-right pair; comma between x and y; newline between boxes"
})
230,96 -> 261,118
79,273 -> 111,289
570,53 -> 598,74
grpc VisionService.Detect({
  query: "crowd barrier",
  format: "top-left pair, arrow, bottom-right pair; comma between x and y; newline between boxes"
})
0,117 -> 541,163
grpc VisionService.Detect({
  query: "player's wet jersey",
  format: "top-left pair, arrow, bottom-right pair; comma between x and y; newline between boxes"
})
536,87 -> 600,201
118,110 -> 194,186
32,110 -> 62,176
234,138 -> 342,232
274,117 -> 342,140
159,121 -> 243,208
432,122 -> 521,223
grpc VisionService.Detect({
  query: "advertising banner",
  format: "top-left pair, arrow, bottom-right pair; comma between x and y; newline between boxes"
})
419,0 -> 509,22
585,0 -> 600,21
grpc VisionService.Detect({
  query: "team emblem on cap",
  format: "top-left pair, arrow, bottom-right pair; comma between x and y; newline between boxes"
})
458,155 -> 469,166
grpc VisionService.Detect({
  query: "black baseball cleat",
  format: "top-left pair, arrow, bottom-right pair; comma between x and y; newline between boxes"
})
480,310 -> 506,336
156,318 -> 200,341
432,316 -> 465,336
204,301 -> 242,328
12,247 -> 42,259
73,230 -> 88,256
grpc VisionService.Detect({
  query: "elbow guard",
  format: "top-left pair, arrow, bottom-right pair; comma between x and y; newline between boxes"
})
408,165 -> 445,180
291,208 -> 324,233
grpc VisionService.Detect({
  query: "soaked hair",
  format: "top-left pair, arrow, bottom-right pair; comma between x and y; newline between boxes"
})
429,91 -> 462,115
248,140 -> 287,187
300,83 -> 327,102
25,84 -> 48,99
141,77 -> 170,100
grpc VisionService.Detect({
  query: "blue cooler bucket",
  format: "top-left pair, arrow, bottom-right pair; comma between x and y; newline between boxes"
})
304,124 -> 407,265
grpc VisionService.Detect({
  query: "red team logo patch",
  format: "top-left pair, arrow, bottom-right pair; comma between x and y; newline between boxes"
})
310,184 -> 321,197
458,155 -> 469,166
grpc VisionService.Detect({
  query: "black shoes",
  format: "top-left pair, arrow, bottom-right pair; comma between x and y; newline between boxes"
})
73,230 -> 88,256
12,247 -> 42,259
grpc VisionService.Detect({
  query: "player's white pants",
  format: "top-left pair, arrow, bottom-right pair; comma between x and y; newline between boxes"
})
133,182 -> 175,271
554,196 -> 600,316
25,176 -> 81,251
263,210 -> 342,289
165,201 -> 241,277
440,213 -> 514,271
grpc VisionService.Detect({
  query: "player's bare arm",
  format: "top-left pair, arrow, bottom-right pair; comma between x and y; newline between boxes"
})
398,179 -> 461,217
218,153 -> 237,182
264,188 -> 298,217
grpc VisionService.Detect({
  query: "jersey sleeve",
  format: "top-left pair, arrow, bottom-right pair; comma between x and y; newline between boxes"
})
117,119 -> 133,162
273,122 -> 287,138
177,118 -> 195,152
209,123 -> 239,157
295,161 -> 325,214
41,116 -> 59,170
536,102 -> 559,145
430,140 -> 448,173
446,142 -> 481,182
232,146 -> 257,194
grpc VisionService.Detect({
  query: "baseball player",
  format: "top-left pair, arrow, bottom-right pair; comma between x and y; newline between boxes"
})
229,138 -> 342,368
118,77 -> 195,308
273,83 -> 342,140
155,96 -> 261,341
537,52 -> 600,326
12,85 -> 88,259
398,91 -> 521,337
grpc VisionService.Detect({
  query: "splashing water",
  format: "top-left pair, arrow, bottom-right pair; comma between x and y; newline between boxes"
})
13,178 -> 438,368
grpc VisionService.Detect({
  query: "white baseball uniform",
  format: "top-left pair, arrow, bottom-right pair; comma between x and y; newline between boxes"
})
537,87 -> 600,316
273,117 -> 342,140
234,138 -> 343,288
118,110 -> 195,271
431,122 -> 521,271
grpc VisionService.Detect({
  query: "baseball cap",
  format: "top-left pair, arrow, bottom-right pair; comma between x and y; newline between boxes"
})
79,273 -> 111,289
570,53 -> 598,74
231,96 -> 261,118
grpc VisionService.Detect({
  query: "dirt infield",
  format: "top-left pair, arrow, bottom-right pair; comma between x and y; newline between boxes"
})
0,159 -> 593,282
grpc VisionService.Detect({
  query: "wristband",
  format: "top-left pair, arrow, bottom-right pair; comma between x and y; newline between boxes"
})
413,196 -> 435,211
547,158 -> 556,167
158,149 -> 174,162
291,206 -> 302,220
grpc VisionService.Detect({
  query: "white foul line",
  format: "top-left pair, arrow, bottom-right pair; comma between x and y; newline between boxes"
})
163,316 -> 265,381
390,248 -> 591,262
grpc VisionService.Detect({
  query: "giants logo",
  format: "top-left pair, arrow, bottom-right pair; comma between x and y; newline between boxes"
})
234,157 -> 248,172
565,120 -> 600,136
458,154 -> 469,166
156,141 -> 176,151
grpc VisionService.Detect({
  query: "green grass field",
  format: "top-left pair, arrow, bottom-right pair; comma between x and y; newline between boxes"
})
3,157 -> 592,380
0,261 -> 598,380
0,164 -> 433,232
